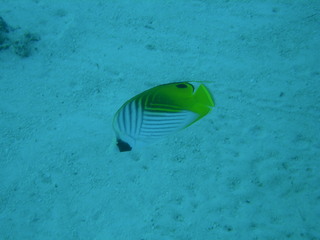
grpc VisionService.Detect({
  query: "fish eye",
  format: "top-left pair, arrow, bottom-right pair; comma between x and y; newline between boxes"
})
176,84 -> 187,88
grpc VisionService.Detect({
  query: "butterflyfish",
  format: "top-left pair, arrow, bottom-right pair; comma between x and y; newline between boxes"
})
113,82 -> 215,152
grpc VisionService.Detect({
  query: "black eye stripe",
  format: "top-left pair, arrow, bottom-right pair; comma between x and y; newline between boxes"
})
176,83 -> 195,92
176,84 -> 187,88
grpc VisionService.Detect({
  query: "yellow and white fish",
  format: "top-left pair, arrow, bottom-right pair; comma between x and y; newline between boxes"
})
113,82 -> 215,152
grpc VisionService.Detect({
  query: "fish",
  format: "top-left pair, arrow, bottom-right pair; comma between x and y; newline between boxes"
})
113,82 -> 215,152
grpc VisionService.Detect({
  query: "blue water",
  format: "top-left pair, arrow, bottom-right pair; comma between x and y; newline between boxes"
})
1,1 -> 319,239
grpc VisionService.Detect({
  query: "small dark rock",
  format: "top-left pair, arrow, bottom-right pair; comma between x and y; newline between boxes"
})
13,32 -> 40,57
145,44 -> 156,50
0,33 -> 10,49
0,17 -> 11,51
0,17 -> 40,57
0,16 -> 10,33
24,32 -> 41,42
13,39 -> 31,57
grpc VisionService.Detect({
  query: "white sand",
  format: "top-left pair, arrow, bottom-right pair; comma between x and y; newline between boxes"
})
1,1 -> 319,239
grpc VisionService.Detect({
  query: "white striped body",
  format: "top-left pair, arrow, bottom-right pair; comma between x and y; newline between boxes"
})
113,97 -> 198,151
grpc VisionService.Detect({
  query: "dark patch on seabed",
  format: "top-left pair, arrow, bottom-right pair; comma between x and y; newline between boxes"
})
0,16 -> 40,57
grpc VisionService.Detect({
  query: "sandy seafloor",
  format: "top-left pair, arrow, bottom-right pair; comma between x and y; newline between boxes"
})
0,0 -> 319,239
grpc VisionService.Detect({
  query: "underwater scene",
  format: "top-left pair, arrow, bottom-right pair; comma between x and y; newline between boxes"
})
0,1 -> 319,239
